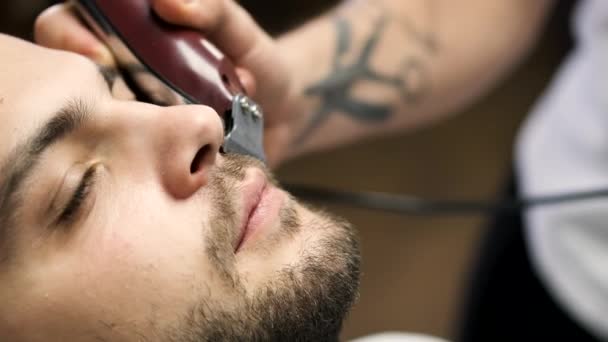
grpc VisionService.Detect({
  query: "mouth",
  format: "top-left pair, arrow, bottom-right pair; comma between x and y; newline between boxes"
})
233,168 -> 287,253
234,169 -> 268,253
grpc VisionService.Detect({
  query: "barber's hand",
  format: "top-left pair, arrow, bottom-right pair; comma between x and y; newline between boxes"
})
34,0 -> 297,168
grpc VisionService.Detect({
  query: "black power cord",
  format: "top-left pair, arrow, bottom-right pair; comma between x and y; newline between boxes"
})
284,183 -> 608,216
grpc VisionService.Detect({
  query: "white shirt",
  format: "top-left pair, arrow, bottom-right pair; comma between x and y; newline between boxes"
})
517,0 -> 608,339
351,332 -> 448,342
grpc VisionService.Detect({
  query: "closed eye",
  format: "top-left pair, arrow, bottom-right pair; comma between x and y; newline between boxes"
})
56,165 -> 98,226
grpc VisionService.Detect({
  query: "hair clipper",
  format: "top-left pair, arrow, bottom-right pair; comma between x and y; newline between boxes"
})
73,0 -> 265,162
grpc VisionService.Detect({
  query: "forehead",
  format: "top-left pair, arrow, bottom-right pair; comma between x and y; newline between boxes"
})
0,34 -> 101,165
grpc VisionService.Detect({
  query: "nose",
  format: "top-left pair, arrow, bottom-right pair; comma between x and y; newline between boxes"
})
152,105 -> 224,199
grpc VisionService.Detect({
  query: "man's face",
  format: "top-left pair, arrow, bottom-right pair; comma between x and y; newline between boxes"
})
0,35 -> 360,342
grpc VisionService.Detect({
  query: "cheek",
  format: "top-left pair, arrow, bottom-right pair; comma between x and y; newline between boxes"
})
14,189 -> 223,339
77,192 -> 211,311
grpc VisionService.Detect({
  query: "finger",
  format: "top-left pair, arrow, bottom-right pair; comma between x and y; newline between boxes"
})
153,0 -> 288,113
151,0 -> 273,63
34,4 -> 115,66
235,67 -> 257,97
152,0 -> 224,32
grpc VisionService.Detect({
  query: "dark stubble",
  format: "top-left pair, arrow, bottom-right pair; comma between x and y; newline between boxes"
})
165,154 -> 361,342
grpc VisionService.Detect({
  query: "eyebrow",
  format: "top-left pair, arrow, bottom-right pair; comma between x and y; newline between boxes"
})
0,64 -> 115,263
0,97 -> 92,263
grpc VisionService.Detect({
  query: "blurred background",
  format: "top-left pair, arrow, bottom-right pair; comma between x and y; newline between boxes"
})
0,1 -> 575,340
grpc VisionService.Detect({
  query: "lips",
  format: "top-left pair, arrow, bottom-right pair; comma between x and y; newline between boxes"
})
234,169 -> 267,253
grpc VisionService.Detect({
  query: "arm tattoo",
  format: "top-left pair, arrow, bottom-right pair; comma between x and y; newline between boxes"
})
296,9 -> 436,144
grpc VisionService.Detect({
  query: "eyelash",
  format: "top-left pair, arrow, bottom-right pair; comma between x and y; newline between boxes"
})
57,166 -> 98,225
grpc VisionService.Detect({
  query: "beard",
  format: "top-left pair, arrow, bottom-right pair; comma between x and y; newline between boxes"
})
164,154 -> 361,342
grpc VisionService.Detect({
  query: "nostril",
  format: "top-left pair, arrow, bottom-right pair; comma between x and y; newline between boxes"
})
190,145 -> 212,174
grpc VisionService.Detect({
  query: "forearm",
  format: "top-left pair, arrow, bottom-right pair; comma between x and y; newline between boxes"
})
278,0 -> 554,159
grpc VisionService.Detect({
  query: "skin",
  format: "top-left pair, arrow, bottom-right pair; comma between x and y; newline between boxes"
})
0,35 -> 360,341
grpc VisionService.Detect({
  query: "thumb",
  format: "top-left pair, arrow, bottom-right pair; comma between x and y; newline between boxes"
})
35,3 -> 116,66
